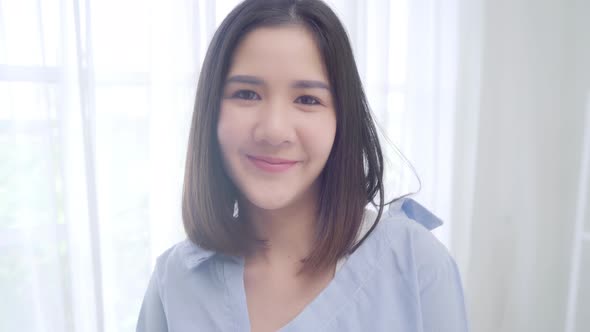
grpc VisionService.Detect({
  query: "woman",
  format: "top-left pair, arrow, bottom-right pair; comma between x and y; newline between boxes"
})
137,0 -> 469,331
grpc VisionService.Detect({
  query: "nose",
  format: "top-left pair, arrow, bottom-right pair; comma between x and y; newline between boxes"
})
252,100 -> 295,147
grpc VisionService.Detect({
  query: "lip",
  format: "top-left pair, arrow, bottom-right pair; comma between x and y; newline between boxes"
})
246,154 -> 299,173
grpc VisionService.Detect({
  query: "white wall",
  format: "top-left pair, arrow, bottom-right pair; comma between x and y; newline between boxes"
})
454,0 -> 590,331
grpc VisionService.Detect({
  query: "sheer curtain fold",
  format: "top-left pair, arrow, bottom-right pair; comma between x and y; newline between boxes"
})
1,1 -> 456,331
404,0 -> 458,245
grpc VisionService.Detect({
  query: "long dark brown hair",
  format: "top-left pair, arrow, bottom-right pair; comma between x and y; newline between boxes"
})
182,0 -> 398,273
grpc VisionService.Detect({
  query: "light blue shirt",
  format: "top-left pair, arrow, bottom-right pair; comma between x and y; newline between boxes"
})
137,198 -> 469,331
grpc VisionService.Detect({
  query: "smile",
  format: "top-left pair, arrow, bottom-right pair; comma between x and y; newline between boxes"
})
246,155 -> 299,173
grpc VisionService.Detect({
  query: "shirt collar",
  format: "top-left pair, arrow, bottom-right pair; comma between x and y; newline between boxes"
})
388,197 -> 444,230
178,239 -> 217,270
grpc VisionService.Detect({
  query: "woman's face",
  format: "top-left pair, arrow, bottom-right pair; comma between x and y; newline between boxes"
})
217,25 -> 337,212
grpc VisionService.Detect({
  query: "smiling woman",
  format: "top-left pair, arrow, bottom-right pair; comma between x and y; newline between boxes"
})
136,0 -> 468,331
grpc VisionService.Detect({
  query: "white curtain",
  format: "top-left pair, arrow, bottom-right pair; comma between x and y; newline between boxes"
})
0,1 -> 212,330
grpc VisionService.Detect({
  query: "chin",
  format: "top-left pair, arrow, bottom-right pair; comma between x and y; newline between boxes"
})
245,191 -> 295,211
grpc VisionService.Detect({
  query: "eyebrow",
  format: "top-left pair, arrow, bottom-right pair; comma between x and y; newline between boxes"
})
226,75 -> 264,85
225,75 -> 330,90
291,80 -> 330,90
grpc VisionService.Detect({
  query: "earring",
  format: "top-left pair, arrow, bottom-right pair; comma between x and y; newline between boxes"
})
233,201 -> 239,219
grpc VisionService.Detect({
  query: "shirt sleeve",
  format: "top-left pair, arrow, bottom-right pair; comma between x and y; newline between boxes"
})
419,253 -> 470,332
136,267 -> 168,332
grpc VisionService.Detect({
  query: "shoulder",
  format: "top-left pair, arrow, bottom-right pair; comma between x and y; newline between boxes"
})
372,199 -> 469,330
370,198 -> 457,286
152,239 -> 217,283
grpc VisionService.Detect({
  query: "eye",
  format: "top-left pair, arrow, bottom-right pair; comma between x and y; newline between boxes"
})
231,90 -> 261,100
295,95 -> 321,105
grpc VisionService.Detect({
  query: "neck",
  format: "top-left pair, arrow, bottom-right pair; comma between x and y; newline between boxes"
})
240,185 -> 319,271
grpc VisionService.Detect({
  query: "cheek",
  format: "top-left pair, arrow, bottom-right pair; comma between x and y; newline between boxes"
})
302,112 -> 337,160
217,105 -> 247,155
216,109 -> 231,153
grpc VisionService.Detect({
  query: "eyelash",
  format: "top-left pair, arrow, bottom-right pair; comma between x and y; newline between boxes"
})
231,90 -> 260,100
294,95 -> 321,105
230,90 -> 322,106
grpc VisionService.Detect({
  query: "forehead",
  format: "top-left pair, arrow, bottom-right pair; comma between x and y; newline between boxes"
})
228,25 -> 328,81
